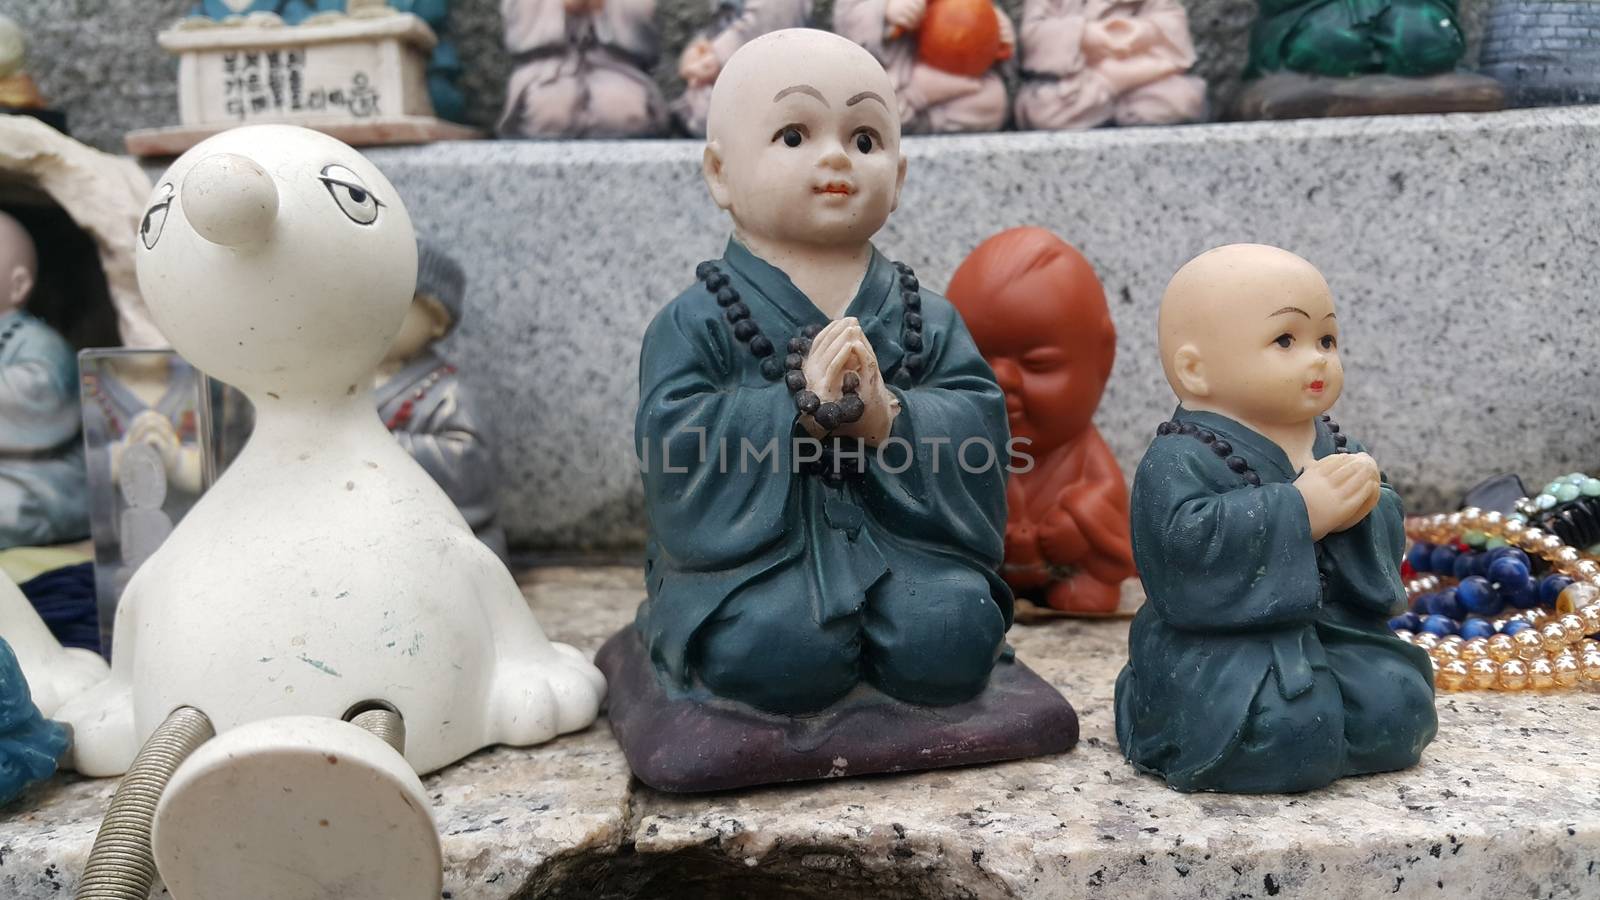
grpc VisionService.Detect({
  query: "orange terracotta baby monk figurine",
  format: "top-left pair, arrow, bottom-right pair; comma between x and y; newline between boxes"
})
947,227 -> 1134,614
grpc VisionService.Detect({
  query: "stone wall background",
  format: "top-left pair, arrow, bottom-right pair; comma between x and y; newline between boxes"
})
1,0 -> 1486,154
1481,0 -> 1600,105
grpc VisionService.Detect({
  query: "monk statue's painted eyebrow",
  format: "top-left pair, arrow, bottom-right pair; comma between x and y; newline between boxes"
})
846,91 -> 888,108
1268,306 -> 1311,319
774,84 -> 828,105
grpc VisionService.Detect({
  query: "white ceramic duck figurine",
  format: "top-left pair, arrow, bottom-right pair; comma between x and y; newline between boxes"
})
57,124 -> 605,777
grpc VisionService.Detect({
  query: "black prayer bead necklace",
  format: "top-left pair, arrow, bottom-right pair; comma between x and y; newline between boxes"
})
0,315 -> 22,357
1155,414 -> 1348,487
695,258 -> 926,433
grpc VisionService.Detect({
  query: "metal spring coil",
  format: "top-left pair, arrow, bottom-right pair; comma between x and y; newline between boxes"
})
348,707 -> 406,754
75,707 -> 214,900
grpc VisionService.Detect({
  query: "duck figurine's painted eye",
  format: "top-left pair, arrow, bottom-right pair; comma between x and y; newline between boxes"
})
318,164 -> 382,226
140,182 -> 175,250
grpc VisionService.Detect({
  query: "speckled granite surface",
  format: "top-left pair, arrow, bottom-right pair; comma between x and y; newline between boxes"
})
355,106 -> 1600,550
3,566 -> 1598,899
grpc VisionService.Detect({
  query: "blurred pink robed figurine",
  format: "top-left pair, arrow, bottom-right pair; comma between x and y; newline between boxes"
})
674,0 -> 814,137
1015,0 -> 1205,130
498,0 -> 669,138
833,0 -> 1014,133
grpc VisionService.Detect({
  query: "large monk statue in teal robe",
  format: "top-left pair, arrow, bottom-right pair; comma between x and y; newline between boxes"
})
1115,244 -> 1435,794
599,29 -> 1076,793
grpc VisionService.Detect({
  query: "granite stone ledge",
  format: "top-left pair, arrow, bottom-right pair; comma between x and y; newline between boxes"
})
4,566 -> 1599,899
351,106 -> 1600,551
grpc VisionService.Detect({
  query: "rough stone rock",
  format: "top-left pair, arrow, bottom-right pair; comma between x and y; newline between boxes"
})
1228,71 -> 1506,120
0,114 -> 162,347
4,566 -> 1598,899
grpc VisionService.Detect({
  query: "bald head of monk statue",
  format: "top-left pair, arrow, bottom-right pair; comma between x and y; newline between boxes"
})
703,28 -> 908,253
0,210 -> 38,317
1158,243 -> 1344,431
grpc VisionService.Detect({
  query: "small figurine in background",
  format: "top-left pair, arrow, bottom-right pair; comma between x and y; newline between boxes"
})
0,637 -> 68,808
376,241 -> 508,560
946,227 -> 1134,615
0,15 -> 45,112
80,351 -> 207,652
498,0 -> 668,138
1013,0 -> 1205,130
834,0 -> 1013,133
1115,244 -> 1436,793
600,28 -> 1076,794
0,211 -> 88,550
674,0 -> 814,136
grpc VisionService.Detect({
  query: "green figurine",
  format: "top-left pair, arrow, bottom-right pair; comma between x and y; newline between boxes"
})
1114,244 -> 1436,794
1247,0 -> 1464,79
1234,0 -> 1503,118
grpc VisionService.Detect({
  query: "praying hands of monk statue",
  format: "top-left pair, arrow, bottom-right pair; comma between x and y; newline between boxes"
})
799,316 -> 900,445
1038,474 -> 1129,581
1297,450 -> 1381,540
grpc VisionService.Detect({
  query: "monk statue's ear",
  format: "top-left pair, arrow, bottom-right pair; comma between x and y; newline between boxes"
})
7,264 -> 32,309
703,142 -> 733,212
1172,344 -> 1209,398
891,153 -> 907,213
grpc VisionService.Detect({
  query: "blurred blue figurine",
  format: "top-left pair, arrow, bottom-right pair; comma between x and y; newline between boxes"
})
0,211 -> 88,549
186,0 -> 332,25
375,242 -> 507,559
0,637 -> 68,806
390,0 -> 467,121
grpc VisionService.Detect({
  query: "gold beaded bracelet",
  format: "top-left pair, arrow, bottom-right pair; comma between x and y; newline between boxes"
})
1401,507 -> 1600,692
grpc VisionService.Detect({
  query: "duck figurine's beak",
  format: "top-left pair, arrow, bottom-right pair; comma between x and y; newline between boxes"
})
180,152 -> 279,250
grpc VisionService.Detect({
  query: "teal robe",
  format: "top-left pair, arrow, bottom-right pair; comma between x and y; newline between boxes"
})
0,638 -> 67,807
1115,408 -> 1436,793
634,240 -> 1013,716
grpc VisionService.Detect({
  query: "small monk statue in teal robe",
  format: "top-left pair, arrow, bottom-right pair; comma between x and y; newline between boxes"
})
1114,244 -> 1436,793
601,28 -> 1075,792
